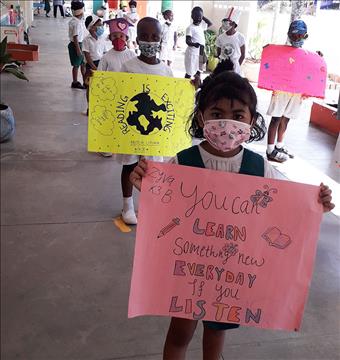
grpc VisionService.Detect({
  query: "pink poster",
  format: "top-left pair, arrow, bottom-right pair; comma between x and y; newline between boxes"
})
258,44 -> 327,98
128,161 -> 323,331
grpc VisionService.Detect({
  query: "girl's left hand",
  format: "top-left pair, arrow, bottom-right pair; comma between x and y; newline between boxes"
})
318,183 -> 335,213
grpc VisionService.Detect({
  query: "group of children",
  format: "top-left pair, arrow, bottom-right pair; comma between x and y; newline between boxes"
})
65,3 -> 335,359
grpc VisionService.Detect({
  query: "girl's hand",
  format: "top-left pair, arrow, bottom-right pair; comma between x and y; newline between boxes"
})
130,158 -> 148,191
318,183 -> 335,213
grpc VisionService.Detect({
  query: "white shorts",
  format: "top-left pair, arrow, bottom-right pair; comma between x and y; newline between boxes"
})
267,91 -> 303,119
114,154 -> 163,166
184,48 -> 199,76
160,43 -> 174,62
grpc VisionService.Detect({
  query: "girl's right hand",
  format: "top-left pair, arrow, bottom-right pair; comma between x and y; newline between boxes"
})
130,158 -> 148,191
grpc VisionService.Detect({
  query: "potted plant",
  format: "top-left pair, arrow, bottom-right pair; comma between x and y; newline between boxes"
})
204,29 -> 219,72
0,36 -> 28,143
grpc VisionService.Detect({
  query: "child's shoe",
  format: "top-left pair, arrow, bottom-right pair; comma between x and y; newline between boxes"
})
275,146 -> 294,159
71,81 -> 85,89
97,152 -> 112,157
266,149 -> 288,163
121,209 -> 137,225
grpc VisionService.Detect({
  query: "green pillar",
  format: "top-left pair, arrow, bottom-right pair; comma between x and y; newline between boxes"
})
93,0 -> 103,14
161,0 -> 173,12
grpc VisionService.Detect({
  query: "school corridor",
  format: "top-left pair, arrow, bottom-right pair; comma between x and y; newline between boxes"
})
1,16 -> 340,360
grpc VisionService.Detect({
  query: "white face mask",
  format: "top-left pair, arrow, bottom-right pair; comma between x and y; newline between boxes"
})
131,7 -> 136,13
222,21 -> 233,32
203,119 -> 251,152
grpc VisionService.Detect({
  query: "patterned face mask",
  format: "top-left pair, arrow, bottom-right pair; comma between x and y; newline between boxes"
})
138,41 -> 161,58
203,119 -> 251,152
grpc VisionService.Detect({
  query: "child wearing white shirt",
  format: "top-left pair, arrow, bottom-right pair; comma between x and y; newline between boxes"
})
216,7 -> 245,75
160,10 -> 178,67
184,6 -> 212,79
68,2 -> 86,89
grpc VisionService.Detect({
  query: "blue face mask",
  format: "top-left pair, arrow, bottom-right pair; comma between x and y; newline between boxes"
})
290,39 -> 304,48
96,26 -> 105,37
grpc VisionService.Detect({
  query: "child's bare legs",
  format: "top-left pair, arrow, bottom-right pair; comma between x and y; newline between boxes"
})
202,324 -> 226,360
277,116 -> 290,143
72,66 -> 79,83
80,63 -> 86,84
121,163 -> 138,224
163,317 -> 198,360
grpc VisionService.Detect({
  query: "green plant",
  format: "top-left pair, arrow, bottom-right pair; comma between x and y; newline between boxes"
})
0,37 -> 28,81
204,29 -> 217,58
248,20 -> 266,62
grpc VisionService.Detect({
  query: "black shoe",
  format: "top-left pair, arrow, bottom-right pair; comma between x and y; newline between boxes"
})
275,146 -> 294,159
266,149 -> 288,163
71,81 -> 85,89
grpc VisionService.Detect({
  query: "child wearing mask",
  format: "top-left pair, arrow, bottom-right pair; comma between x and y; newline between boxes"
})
124,0 -> 139,52
129,68 -> 334,360
216,7 -> 245,75
266,20 -> 312,162
98,18 -> 136,72
160,9 -> 178,67
68,1 -> 86,89
83,15 -> 105,114
184,6 -> 212,80
117,17 -> 173,225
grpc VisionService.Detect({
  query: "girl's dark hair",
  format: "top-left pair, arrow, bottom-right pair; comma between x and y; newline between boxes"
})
189,69 -> 266,142
129,0 -> 137,7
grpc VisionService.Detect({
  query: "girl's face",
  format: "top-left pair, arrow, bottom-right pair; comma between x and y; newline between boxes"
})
200,98 -> 253,126
91,20 -> 102,35
110,32 -> 127,42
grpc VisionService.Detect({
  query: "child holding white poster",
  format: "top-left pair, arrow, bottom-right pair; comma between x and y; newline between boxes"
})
130,67 -> 334,359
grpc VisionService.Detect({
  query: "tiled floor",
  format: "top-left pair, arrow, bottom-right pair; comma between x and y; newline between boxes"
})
1,16 -> 339,360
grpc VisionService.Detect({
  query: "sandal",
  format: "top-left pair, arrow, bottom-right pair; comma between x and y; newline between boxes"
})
266,149 -> 288,163
275,146 -> 294,158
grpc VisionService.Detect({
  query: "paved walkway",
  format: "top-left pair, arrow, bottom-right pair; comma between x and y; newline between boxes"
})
1,16 -> 339,360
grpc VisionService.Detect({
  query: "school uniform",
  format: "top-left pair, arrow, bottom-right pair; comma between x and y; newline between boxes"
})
160,22 -> 177,63
82,34 -> 105,70
125,12 -> 139,43
98,48 -> 136,72
184,21 -> 208,76
267,91 -> 303,119
68,16 -> 86,67
216,31 -> 245,75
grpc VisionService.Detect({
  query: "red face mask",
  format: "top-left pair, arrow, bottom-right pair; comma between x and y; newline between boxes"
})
112,38 -> 126,51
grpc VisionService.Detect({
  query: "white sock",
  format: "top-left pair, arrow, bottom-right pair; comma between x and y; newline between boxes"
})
123,197 -> 134,213
267,144 -> 275,154
276,142 -> 284,149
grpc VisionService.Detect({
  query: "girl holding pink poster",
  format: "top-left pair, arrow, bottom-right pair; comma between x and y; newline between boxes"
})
130,62 -> 334,359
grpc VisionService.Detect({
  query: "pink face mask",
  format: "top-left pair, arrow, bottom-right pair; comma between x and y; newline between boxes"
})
203,119 -> 251,152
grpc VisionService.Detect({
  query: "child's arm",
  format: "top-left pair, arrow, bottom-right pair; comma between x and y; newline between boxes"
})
239,44 -> 245,65
203,16 -> 212,28
84,51 -> 97,70
186,35 -> 200,48
130,158 -> 148,191
73,35 -> 82,57
173,31 -> 178,50
319,183 -> 335,213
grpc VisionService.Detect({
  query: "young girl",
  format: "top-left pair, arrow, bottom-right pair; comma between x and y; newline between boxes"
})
129,70 -> 334,359
97,18 -> 136,72
160,9 -> 178,67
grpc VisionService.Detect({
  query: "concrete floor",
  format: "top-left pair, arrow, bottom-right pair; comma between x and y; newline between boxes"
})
1,16 -> 340,360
